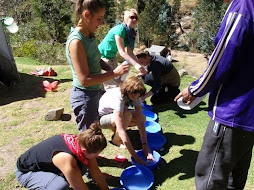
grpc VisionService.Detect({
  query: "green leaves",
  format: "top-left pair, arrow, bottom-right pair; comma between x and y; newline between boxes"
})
187,0 -> 228,54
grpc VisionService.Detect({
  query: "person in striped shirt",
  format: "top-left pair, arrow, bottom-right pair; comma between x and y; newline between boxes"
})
175,0 -> 254,189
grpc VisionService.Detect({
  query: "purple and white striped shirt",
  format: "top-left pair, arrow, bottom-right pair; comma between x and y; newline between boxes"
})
189,0 -> 254,131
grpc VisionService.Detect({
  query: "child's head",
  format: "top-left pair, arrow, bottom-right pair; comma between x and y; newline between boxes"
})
123,9 -> 140,28
120,76 -> 146,101
75,0 -> 105,29
78,122 -> 107,155
136,50 -> 151,66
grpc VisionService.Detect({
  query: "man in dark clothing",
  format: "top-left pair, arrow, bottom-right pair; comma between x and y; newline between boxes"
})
136,50 -> 180,104
175,0 -> 254,189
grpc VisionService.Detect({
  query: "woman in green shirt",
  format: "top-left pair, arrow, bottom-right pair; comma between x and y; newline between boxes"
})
66,0 -> 129,132
98,9 -> 147,90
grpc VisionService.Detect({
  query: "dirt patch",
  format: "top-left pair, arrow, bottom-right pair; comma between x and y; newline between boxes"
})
171,50 -> 208,78
0,143 -> 19,179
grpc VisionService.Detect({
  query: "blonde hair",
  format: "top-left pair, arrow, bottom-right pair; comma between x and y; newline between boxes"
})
123,9 -> 140,23
75,0 -> 105,26
120,76 -> 146,97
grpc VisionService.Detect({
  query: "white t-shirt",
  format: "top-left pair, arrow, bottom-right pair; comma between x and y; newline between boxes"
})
98,87 -> 142,116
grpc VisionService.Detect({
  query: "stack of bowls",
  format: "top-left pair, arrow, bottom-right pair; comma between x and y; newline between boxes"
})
141,104 -> 167,152
143,110 -> 158,122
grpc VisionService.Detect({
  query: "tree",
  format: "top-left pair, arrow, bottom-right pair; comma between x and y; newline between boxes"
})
187,0 -> 228,54
138,0 -> 179,48
100,0 -> 116,27
33,0 -> 73,43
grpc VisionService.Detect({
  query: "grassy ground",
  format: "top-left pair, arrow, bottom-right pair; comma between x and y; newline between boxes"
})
0,57 -> 254,190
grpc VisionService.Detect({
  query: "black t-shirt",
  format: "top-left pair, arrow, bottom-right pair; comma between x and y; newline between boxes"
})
147,55 -> 174,93
16,135 -> 84,174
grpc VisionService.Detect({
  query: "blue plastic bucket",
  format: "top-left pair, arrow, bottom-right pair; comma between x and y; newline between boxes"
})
120,165 -> 154,190
131,150 -> 161,170
143,110 -> 158,122
141,133 -> 166,151
142,103 -> 153,111
145,121 -> 161,134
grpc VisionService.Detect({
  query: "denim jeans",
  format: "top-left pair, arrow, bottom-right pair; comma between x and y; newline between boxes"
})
70,87 -> 100,132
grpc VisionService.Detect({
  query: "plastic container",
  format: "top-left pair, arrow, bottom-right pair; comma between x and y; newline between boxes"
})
120,165 -> 154,190
131,150 -> 161,170
2,17 -> 19,33
177,95 -> 206,110
145,121 -> 161,134
141,133 -> 166,151
143,110 -> 158,122
142,103 -> 153,111
120,60 -> 130,81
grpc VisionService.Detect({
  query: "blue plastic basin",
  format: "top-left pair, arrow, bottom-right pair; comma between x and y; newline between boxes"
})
141,133 -> 166,151
143,110 -> 158,122
131,150 -> 161,170
120,165 -> 154,190
145,121 -> 161,133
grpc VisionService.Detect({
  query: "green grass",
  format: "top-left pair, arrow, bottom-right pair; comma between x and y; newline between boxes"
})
0,57 -> 254,190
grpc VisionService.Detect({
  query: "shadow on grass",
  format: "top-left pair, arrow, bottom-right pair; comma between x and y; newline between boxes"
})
151,149 -> 199,189
152,99 -> 208,118
105,130 -> 197,189
0,72 -> 72,106
96,156 -> 132,189
160,132 -> 195,156
121,130 -> 197,189
149,132 -> 197,189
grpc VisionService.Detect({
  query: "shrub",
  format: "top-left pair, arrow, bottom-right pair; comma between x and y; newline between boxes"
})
33,42 -> 67,65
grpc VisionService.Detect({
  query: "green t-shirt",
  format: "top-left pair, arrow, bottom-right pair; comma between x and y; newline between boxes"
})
98,24 -> 129,59
66,28 -> 101,90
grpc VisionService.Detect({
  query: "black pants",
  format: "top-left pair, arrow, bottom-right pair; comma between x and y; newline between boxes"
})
150,85 -> 180,104
143,74 -> 180,104
195,119 -> 254,190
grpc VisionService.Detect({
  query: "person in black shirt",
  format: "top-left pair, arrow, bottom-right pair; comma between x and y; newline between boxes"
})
16,123 -> 109,190
136,50 -> 180,104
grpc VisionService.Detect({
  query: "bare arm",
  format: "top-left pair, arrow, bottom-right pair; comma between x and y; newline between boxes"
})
88,158 -> 109,190
134,106 -> 154,161
113,110 -> 147,164
115,35 -> 147,75
69,39 -> 129,87
100,59 -> 113,71
52,152 -> 89,190
141,90 -> 154,102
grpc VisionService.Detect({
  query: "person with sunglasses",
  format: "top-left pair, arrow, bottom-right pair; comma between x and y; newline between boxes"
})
98,76 -> 154,165
98,9 -> 147,90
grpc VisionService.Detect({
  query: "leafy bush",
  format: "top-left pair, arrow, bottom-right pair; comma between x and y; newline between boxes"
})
13,39 -> 36,58
33,42 -> 67,65
186,0 -> 228,55
95,24 -> 111,44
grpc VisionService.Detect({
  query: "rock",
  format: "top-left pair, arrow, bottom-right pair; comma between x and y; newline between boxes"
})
44,107 -> 64,121
178,69 -> 188,77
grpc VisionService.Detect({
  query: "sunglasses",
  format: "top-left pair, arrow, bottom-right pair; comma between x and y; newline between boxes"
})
129,16 -> 138,20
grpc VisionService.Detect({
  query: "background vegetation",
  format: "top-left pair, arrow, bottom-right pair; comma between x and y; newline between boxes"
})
1,0 -> 228,65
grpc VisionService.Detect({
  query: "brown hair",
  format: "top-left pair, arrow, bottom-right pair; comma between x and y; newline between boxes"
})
120,76 -> 146,97
78,122 -> 107,153
75,0 -> 105,26
135,50 -> 151,59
